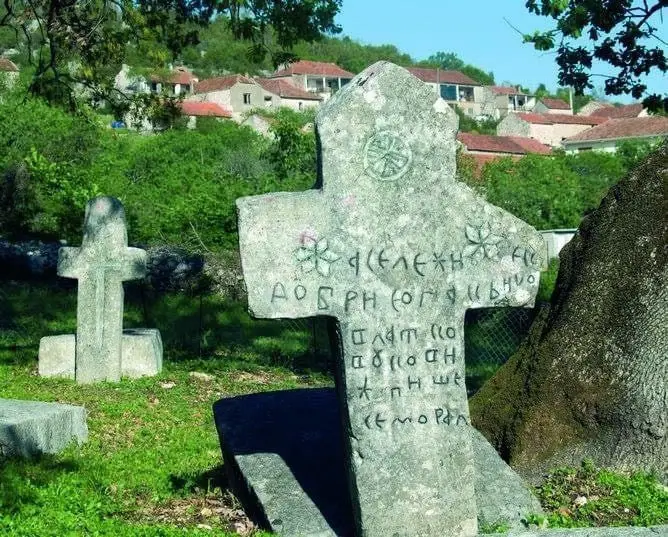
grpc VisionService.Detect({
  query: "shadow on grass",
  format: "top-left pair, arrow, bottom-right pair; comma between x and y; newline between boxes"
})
0,455 -> 79,515
169,465 -> 229,495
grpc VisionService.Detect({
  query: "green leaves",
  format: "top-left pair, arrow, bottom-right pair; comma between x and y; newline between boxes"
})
524,0 -> 667,111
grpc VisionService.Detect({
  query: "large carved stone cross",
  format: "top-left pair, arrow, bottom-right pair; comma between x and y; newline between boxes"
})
58,196 -> 146,384
237,62 -> 546,537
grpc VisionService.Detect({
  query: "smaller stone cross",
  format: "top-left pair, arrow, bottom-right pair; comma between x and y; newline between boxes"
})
58,197 -> 146,383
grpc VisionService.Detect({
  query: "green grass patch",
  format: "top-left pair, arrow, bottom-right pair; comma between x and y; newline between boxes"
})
532,460 -> 668,529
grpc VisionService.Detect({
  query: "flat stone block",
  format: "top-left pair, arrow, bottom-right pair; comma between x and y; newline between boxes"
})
0,399 -> 88,457
38,334 -> 75,379
487,527 -> 668,537
213,388 -> 542,537
121,328 -> 163,378
38,329 -> 163,381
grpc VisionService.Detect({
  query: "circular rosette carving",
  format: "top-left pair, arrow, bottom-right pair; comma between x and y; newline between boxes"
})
363,131 -> 413,182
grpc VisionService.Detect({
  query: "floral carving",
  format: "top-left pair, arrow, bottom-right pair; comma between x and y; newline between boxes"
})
295,237 -> 340,277
464,223 -> 502,263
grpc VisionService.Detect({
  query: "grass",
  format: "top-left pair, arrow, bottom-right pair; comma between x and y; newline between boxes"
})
530,460 -> 668,529
1,280 -> 666,535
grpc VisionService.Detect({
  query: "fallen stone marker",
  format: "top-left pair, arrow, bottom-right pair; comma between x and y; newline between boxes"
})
0,399 -> 88,457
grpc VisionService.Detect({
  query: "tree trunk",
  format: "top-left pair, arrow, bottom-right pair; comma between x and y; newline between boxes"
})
470,143 -> 668,482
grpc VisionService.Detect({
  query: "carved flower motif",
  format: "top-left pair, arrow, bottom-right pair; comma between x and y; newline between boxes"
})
295,237 -> 340,277
464,223 -> 502,263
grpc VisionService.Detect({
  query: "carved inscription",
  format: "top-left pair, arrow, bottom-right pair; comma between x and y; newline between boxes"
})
347,323 -> 468,430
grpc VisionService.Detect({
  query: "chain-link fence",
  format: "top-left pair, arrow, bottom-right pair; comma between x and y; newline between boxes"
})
281,306 -> 538,376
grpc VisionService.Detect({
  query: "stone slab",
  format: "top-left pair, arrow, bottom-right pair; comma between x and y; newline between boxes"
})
213,388 -> 542,537
0,399 -> 88,457
119,328 -> 163,378
487,528 -> 668,537
38,329 -> 163,380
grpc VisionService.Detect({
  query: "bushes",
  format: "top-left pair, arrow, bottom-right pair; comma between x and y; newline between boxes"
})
481,151 -> 632,230
0,94 -> 102,239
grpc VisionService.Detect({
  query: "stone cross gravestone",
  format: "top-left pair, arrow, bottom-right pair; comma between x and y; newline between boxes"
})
38,196 -> 162,384
236,62 -> 546,537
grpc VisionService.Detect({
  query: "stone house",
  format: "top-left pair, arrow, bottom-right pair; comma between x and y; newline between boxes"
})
189,75 -> 264,120
457,132 -> 552,174
533,97 -> 573,115
480,86 -> 536,119
562,116 -> 668,153
149,66 -> 198,96
0,57 -> 19,88
255,78 -> 322,111
114,65 -> 197,97
407,67 -> 484,116
457,132 -> 552,157
581,102 -> 647,119
271,60 -> 354,102
497,112 -> 606,148
179,101 -> 232,129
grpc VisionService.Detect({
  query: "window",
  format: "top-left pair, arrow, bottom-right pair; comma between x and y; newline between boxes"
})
243,93 -> 251,105
298,102 -> 303,110
440,84 -> 457,101
458,86 -> 474,102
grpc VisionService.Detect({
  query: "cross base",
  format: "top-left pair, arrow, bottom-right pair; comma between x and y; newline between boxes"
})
38,329 -> 163,382
213,388 -> 543,537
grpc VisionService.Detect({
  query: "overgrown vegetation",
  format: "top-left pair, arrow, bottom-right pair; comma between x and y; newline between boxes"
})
531,460 -> 668,529
0,86 -> 652,250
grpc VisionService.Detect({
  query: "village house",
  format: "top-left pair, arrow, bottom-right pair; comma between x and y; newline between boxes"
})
0,57 -> 19,88
255,78 -> 321,110
457,132 -> 552,173
579,102 -> 647,119
150,66 -> 198,96
271,60 -> 354,101
497,112 -> 606,147
533,97 -> 573,115
562,116 -> 668,153
480,86 -> 536,119
114,65 -> 198,96
179,101 -> 232,129
407,67 -> 484,116
189,75 -> 264,120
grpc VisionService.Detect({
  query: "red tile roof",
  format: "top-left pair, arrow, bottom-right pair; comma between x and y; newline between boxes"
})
195,75 -> 256,94
151,67 -> 197,86
516,112 -> 606,125
273,60 -> 354,78
407,67 -> 480,86
255,78 -> 321,101
589,103 -> 645,119
488,85 -> 526,95
0,58 -> 18,72
458,133 -> 552,155
539,97 -> 571,110
180,101 -> 232,118
564,116 -> 668,142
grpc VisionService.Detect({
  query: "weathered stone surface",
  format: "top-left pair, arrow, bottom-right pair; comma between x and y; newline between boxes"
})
236,61 -> 547,537
0,399 -> 88,457
471,142 -> 668,481
487,528 -> 668,537
214,388 -> 542,537
38,329 -> 163,380
38,334 -> 75,378
471,427 -> 544,530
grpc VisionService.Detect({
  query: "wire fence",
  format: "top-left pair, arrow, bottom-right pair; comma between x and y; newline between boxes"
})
281,306 -> 539,370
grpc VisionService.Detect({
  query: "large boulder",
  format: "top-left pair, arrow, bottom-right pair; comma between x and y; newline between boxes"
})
470,142 -> 667,481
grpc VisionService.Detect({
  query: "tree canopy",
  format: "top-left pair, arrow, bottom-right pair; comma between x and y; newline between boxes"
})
419,51 -> 495,85
0,0 -> 342,107
523,0 -> 668,111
